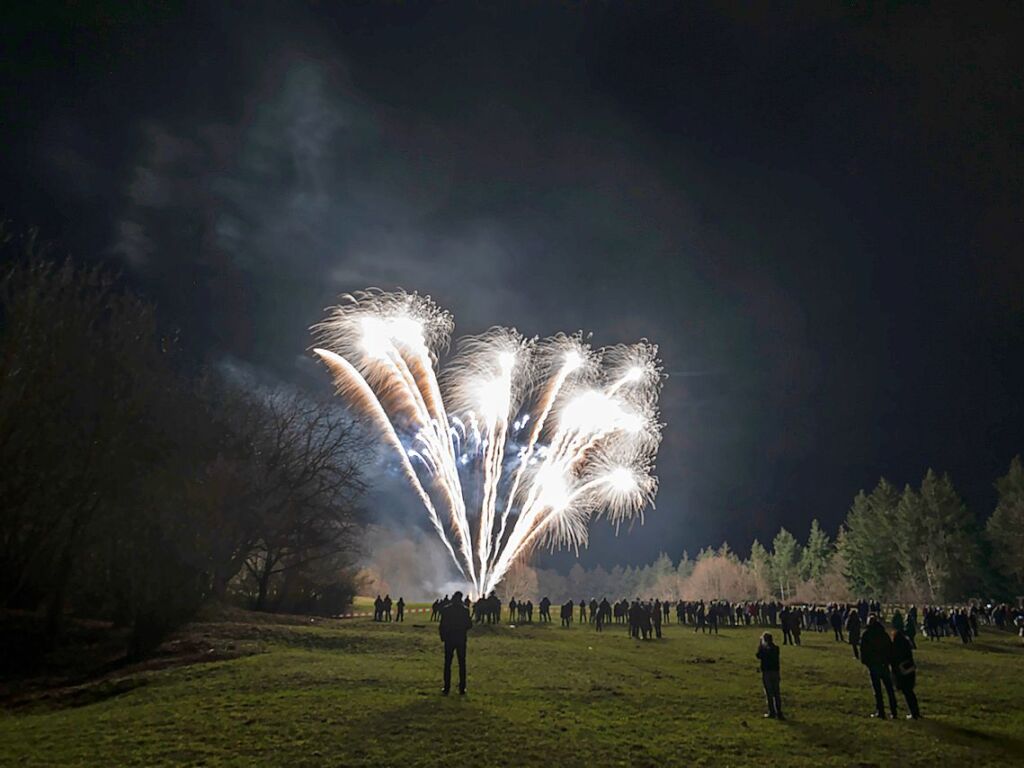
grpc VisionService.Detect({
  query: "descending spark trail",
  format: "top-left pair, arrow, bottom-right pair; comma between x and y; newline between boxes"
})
312,289 -> 662,596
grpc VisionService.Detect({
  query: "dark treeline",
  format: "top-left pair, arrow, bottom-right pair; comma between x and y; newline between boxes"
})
0,228 -> 368,659
502,464 -> 1024,606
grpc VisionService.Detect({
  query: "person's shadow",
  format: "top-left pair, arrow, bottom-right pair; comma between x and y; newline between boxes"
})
922,720 -> 1024,759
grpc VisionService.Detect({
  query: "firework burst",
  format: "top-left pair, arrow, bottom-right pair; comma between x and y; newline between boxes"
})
312,289 -> 662,596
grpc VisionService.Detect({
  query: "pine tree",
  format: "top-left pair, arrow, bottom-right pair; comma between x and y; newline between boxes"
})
799,519 -> 832,584
912,469 -> 980,602
590,564 -> 610,598
718,541 -> 738,562
676,550 -> 694,581
748,539 -> 772,598
894,483 -> 929,596
567,563 -> 587,598
770,528 -> 801,600
987,455 -> 1024,595
650,552 -> 674,581
609,564 -> 625,591
839,478 -> 902,598
645,553 -> 673,598
621,566 -> 637,597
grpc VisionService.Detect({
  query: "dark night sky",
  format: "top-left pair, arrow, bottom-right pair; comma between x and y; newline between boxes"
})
2,2 -> 1022,570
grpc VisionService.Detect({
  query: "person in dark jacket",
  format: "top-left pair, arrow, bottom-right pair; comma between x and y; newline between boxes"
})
830,607 -> 844,642
891,628 -> 921,719
756,632 -> 784,719
860,615 -> 898,718
780,607 -> 793,645
396,597 -> 405,622
845,609 -> 862,659
439,590 -> 473,695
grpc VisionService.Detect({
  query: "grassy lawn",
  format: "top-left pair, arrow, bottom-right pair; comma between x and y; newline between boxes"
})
2,612 -> 1023,767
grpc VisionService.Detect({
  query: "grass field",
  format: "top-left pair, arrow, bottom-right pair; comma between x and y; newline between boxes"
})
2,610 -> 1023,767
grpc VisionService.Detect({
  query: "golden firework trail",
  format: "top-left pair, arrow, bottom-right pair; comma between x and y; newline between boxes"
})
312,289 -> 662,596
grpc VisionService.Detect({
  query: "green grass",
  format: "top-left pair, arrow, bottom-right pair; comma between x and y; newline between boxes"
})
2,615 -> 1023,767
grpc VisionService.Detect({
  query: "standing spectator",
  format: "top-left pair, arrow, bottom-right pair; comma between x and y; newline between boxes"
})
539,596 -> 551,623
830,607 -> 844,642
561,600 -> 573,628
846,609 -> 862,660
439,590 -> 473,695
860,615 -> 898,719
756,632 -> 784,720
891,608 -> 904,633
891,627 -> 921,719
396,597 -> 405,622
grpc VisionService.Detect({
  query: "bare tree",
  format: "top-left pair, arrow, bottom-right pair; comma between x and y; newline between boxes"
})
238,394 -> 367,611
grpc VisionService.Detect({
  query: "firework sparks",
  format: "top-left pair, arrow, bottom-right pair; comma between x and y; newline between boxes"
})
312,289 -> 662,596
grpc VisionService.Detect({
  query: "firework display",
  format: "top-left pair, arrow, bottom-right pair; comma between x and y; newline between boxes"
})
313,290 -> 662,596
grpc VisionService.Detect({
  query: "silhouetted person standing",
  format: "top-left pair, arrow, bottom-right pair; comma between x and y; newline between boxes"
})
439,590 -> 472,695
905,609 -> 918,649
891,628 -> 921,719
846,609 -> 862,659
860,615 -> 897,719
830,607 -> 844,642
596,597 -> 610,631
780,607 -> 792,644
383,594 -> 393,622
756,632 -> 784,719
396,597 -> 405,622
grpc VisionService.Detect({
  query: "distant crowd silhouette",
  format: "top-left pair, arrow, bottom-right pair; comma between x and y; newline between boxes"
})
417,592 -> 1024,717
371,594 -> 405,622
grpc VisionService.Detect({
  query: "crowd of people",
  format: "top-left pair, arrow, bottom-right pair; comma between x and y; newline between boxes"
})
417,592 -> 1024,715
424,594 -> 1023,642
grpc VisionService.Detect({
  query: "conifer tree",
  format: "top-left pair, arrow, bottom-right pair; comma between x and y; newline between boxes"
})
676,550 -> 694,581
986,456 -> 1024,595
907,469 -> 980,601
770,528 -> 801,600
839,478 -> 901,598
748,539 -> 772,597
799,519 -> 832,584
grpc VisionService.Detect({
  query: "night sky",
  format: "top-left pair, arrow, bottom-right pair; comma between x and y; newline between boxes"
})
2,2 -> 1021,570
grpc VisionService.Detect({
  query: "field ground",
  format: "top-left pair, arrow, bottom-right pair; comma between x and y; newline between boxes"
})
2,608 -> 1023,767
